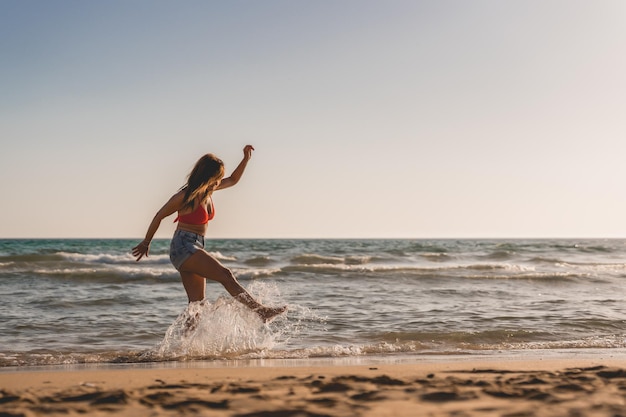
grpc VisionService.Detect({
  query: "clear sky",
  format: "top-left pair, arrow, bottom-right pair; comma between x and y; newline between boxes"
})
1,0 -> 625,239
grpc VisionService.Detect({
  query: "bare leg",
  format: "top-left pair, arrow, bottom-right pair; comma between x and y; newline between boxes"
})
178,271 -> 204,333
178,271 -> 206,333
180,271 -> 206,302
180,250 -> 286,321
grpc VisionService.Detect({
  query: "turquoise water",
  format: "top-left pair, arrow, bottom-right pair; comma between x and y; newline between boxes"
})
1,239 -> 625,366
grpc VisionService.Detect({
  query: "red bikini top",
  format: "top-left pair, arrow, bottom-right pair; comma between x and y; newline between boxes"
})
174,197 -> 214,225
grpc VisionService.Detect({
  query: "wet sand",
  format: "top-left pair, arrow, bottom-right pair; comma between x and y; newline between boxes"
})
1,356 -> 626,416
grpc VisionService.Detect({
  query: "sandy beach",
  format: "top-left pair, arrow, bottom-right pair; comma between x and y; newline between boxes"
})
2,355 -> 626,417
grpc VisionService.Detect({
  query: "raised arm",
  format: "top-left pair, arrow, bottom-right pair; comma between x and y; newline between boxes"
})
217,145 -> 254,190
132,191 -> 184,261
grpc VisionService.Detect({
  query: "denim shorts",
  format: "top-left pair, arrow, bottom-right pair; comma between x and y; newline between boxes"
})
169,230 -> 205,270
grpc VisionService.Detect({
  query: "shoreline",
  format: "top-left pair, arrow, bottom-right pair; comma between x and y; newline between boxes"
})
2,350 -> 626,416
3,347 -> 626,374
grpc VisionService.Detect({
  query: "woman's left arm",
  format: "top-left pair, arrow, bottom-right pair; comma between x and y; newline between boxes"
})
218,145 -> 254,190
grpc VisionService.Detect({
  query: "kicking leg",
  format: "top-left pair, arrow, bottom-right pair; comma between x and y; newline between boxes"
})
180,250 -> 286,321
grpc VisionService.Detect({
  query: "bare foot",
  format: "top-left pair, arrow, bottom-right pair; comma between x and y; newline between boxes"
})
256,305 -> 287,323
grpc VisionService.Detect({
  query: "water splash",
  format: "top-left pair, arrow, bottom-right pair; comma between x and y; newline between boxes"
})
152,299 -> 270,360
149,281 -> 296,361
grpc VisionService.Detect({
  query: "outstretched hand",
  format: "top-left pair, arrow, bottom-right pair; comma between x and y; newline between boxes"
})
132,241 -> 150,261
243,145 -> 255,160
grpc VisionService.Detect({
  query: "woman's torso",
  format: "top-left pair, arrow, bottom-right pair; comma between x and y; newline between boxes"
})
175,195 -> 214,236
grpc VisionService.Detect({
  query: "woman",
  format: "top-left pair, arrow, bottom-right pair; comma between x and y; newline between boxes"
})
132,145 -> 286,322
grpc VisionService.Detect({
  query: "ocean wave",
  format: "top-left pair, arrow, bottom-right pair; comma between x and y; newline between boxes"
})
290,254 -> 374,266
377,329 -> 549,345
4,258 -> 595,283
208,251 -> 237,262
0,351 -> 130,367
0,253 -> 66,263
57,249 -> 236,264
6,246 -> 621,284
244,256 -> 275,266
464,272 -> 587,281
279,262 -> 582,281
528,256 -> 565,264
420,252 -> 452,262
482,250 -> 515,260
12,250 -> 237,267
235,268 -> 282,280
57,251 -> 140,264
555,261 -> 626,272
476,335 -> 626,351
464,263 -> 532,271
576,245 -> 617,254
291,254 -> 347,265
32,264 -> 282,282
405,242 -> 449,253
31,265 -> 180,282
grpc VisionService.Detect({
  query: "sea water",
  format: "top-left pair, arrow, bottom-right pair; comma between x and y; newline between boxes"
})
1,239 -> 625,367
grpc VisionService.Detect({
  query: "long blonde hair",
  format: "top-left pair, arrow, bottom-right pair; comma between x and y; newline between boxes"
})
180,154 -> 224,210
